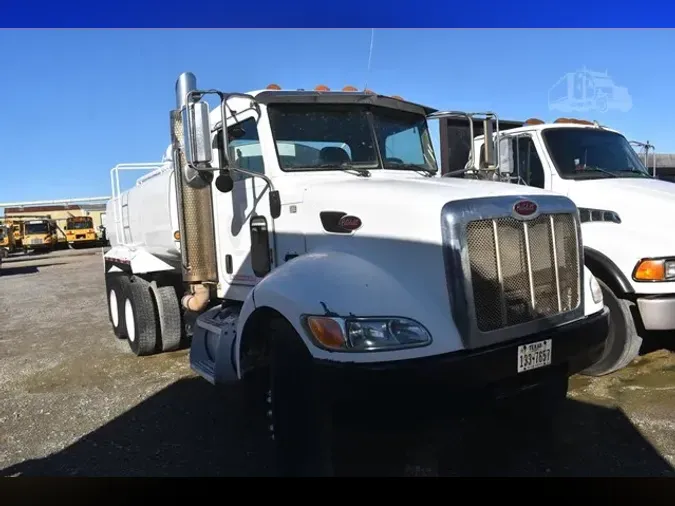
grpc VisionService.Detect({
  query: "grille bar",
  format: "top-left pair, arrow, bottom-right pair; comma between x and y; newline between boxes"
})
492,220 -> 507,327
466,213 -> 579,333
523,221 -> 535,310
550,214 -> 562,313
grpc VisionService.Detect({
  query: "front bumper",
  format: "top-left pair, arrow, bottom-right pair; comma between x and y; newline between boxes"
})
312,308 -> 609,409
636,296 -> 675,330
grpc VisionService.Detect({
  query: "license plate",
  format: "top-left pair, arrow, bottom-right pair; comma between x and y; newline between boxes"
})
517,339 -> 552,373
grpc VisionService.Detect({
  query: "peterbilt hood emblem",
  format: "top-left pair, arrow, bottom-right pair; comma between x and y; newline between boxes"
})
512,199 -> 538,219
512,200 -> 539,220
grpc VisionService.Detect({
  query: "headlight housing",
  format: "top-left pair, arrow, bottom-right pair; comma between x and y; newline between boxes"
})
305,315 -> 432,352
633,258 -> 675,282
589,273 -> 603,304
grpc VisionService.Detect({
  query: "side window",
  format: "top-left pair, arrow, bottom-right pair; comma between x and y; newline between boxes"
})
227,117 -> 264,177
514,136 -> 545,189
384,125 -> 425,165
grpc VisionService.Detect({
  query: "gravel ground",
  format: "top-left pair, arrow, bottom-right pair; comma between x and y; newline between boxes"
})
0,249 -> 673,477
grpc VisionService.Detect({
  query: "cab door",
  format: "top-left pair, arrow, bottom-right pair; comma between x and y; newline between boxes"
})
212,111 -> 275,291
498,134 -> 550,190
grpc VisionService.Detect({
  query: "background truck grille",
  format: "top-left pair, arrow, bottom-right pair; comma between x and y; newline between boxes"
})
466,213 -> 579,332
30,239 -> 42,245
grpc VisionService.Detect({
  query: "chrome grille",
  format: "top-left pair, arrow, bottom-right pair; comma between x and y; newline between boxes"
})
30,239 -> 42,245
466,213 -> 580,333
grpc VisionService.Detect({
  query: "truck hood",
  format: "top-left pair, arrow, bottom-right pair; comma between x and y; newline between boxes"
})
292,172 -> 560,247
566,177 -> 675,227
300,172 -> 555,211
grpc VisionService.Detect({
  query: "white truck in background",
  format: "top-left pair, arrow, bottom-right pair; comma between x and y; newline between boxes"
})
103,73 -> 609,476
436,115 -> 674,377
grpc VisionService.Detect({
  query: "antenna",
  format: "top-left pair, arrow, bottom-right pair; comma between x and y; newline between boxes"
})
364,28 -> 375,91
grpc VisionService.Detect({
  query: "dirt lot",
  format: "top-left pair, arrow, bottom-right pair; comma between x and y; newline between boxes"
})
0,249 -> 674,476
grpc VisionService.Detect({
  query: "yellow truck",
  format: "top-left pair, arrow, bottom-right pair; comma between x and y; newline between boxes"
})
0,219 -> 24,247
64,215 -> 98,248
0,224 -> 15,258
23,219 -> 59,253
12,221 -> 24,247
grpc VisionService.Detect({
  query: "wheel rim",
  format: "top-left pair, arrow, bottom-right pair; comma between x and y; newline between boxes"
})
125,298 -> 136,342
109,289 -> 119,327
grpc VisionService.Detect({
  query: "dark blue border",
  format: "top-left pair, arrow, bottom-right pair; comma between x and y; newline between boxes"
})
2,0 -> 674,27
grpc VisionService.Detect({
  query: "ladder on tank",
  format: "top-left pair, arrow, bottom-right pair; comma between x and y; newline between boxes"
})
109,162 -> 167,247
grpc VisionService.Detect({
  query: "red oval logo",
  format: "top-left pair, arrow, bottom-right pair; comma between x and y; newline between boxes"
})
513,200 -> 537,217
338,215 -> 362,231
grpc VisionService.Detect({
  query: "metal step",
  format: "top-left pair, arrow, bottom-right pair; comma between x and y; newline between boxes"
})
191,359 -> 216,385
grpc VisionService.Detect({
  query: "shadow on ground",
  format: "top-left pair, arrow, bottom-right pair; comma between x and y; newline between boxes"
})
1,377 -> 672,477
0,263 -> 69,276
641,331 -> 675,354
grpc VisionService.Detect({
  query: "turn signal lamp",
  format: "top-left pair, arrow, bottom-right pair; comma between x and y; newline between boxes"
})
524,118 -> 545,125
342,85 -> 358,91
315,84 -> 330,91
306,316 -> 346,349
391,95 -> 403,100
633,259 -> 667,281
266,84 -> 281,90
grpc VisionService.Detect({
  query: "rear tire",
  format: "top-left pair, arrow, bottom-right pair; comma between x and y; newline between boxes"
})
122,276 -> 159,356
149,281 -> 182,352
581,279 -> 642,377
106,275 -> 128,339
267,318 -> 335,477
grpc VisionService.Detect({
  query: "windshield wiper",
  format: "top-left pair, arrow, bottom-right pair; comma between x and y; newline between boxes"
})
615,168 -> 652,178
316,162 -> 372,177
384,163 -> 436,177
576,166 -> 619,178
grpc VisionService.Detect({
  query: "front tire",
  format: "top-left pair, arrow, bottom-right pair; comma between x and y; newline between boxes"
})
267,318 -> 335,477
122,276 -> 159,356
581,279 -> 642,377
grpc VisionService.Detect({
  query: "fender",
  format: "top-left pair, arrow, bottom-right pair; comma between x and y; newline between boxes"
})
103,246 -> 176,275
235,250 -> 463,372
584,246 -> 634,296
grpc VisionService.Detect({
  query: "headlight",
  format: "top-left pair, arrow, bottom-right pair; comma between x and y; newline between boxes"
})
589,274 -> 603,304
633,258 -> 675,282
305,316 -> 432,352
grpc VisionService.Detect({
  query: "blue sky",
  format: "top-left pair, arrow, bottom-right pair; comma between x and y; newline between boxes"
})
0,29 -> 673,209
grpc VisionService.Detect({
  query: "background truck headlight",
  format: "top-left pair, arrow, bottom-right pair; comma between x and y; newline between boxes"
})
633,258 -> 675,282
306,316 -> 432,352
589,273 -> 603,304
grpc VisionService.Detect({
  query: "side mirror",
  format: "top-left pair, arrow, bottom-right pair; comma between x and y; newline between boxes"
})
498,137 -> 514,174
269,190 -> 281,219
182,100 -> 213,168
215,170 -> 234,193
482,119 -> 495,168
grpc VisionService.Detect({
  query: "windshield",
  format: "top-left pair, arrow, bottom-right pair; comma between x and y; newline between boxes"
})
25,223 -> 48,235
264,104 -> 437,173
68,219 -> 93,230
543,128 -> 651,180
0,228 -> 5,240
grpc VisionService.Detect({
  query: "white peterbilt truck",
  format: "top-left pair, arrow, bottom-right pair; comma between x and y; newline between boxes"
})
103,73 -> 609,476
437,115 -> 674,377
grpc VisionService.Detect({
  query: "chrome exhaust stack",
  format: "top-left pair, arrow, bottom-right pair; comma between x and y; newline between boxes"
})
171,72 -> 218,309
